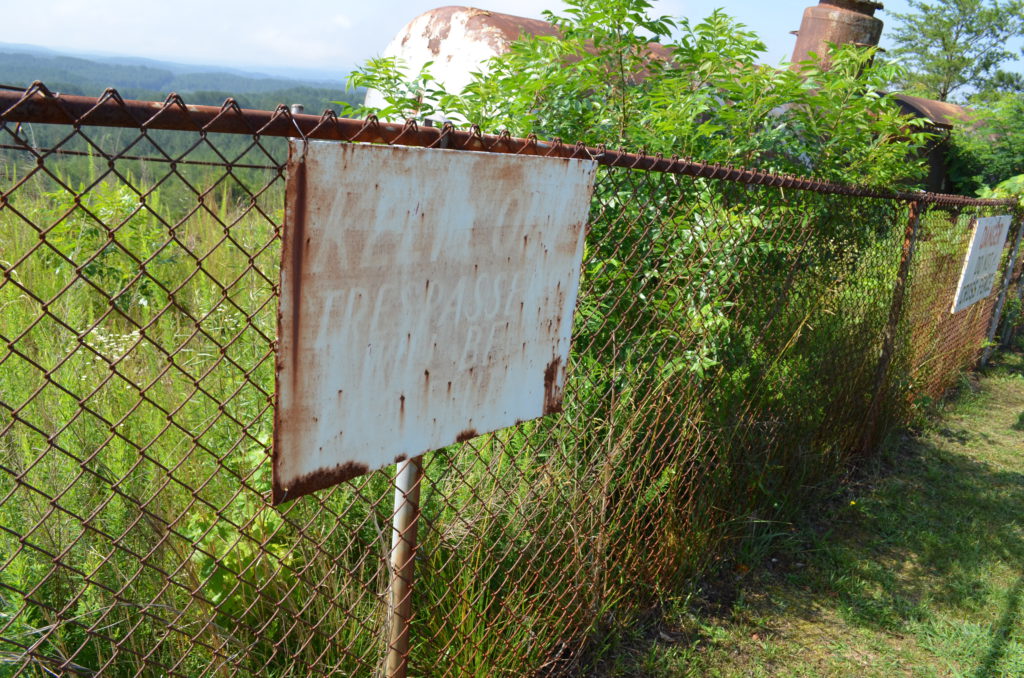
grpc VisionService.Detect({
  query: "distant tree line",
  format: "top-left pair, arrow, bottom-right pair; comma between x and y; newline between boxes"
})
0,51 -> 364,113
0,50 -> 366,179
887,0 -> 1024,195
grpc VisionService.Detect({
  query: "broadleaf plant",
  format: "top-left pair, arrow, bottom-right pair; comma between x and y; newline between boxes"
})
344,0 -> 934,189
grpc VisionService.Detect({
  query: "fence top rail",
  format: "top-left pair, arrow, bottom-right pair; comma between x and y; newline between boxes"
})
0,82 -> 1018,209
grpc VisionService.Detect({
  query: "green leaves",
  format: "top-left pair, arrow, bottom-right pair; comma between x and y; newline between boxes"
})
350,1 -> 931,189
341,56 -> 446,122
889,0 -> 1024,102
948,91 -> 1024,194
39,182 -> 173,312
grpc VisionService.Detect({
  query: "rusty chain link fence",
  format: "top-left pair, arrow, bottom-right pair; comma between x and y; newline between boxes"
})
0,84 -> 1021,677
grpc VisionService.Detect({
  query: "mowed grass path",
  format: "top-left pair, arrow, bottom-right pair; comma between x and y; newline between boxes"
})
602,349 -> 1024,677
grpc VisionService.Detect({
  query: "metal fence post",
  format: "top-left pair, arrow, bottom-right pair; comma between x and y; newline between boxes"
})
385,456 -> 424,678
859,200 -> 921,455
984,212 -> 1024,362
1001,263 -> 1024,349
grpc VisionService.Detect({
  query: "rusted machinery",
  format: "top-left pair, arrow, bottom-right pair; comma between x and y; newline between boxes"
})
791,0 -> 885,66
366,2 -> 970,191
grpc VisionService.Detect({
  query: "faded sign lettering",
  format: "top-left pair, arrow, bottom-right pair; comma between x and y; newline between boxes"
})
273,141 -> 597,503
951,215 -> 1012,313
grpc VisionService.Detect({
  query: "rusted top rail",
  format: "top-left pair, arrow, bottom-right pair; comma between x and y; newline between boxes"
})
0,83 -> 1017,208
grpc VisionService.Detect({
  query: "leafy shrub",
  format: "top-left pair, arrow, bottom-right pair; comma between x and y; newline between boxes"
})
39,181 -> 174,312
346,0 -> 933,188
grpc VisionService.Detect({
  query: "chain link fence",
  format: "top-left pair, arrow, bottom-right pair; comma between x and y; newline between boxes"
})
0,84 -> 1020,676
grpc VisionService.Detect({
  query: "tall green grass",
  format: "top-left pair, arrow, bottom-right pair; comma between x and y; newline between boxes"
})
0,145 -> 397,675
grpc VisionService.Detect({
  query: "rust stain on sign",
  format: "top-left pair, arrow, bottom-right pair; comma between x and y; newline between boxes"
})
273,141 -> 596,504
542,356 -> 564,415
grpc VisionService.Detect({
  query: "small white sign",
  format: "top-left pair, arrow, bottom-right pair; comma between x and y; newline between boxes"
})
951,215 -> 1012,314
273,141 -> 596,503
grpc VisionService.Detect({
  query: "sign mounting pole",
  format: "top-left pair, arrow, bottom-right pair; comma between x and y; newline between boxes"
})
385,456 -> 423,678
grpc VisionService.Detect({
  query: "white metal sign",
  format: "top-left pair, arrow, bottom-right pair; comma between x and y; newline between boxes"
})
273,141 -> 597,503
951,215 -> 1012,314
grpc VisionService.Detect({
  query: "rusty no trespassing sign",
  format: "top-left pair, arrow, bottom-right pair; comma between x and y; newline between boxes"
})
272,141 -> 597,503
951,215 -> 1012,314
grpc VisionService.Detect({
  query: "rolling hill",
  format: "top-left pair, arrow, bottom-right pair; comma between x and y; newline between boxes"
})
0,46 -> 364,113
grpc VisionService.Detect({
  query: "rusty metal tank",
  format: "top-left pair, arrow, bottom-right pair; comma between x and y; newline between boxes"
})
893,94 -> 974,192
363,6 -> 672,118
791,0 -> 884,66
363,7 -> 560,116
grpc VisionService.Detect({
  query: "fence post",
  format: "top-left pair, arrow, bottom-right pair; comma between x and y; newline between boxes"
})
385,456 -> 424,678
859,200 -> 921,455
984,212 -> 1024,362
1000,263 -> 1024,349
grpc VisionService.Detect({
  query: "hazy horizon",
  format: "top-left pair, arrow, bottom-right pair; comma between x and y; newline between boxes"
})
6,0 -> 1021,87
0,1 -> 935,72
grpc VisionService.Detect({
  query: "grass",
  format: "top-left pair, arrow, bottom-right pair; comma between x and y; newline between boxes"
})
599,348 -> 1024,677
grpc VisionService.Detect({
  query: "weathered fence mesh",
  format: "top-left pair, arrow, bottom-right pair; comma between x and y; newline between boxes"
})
0,85 -> 1020,676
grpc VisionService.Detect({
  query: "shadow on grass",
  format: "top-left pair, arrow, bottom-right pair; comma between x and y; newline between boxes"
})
586,356 -> 1024,677
975,572 -> 1024,678
825,439 -> 1024,629
745,360 -> 1024,675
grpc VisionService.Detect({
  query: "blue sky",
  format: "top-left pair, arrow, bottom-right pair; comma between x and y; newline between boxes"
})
6,1 -> 1020,80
